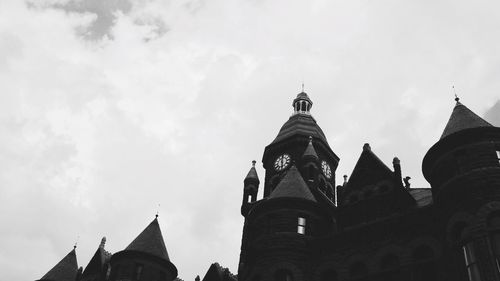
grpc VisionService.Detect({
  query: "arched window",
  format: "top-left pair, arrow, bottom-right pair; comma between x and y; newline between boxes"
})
463,241 -> 480,281
275,269 -> 293,281
411,245 -> 437,281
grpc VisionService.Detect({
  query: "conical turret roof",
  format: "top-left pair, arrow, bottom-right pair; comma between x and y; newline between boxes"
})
302,136 -> 319,160
440,100 -> 492,139
39,248 -> 78,281
125,217 -> 170,261
244,160 -> 259,183
269,165 -> 316,202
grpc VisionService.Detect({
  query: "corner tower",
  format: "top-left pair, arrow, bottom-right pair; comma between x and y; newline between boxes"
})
261,91 -> 339,204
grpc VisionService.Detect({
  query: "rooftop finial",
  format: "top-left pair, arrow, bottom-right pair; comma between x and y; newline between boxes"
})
453,85 -> 460,102
155,203 -> 160,219
301,82 -> 305,93
99,237 -> 106,249
308,135 -> 313,142
343,175 -> 348,185
74,235 -> 79,249
252,160 -> 256,167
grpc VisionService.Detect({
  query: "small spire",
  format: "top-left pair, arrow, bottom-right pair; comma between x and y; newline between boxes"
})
453,85 -> 460,102
252,160 -> 256,167
301,82 -> 305,93
343,175 -> 348,185
99,237 -> 106,249
74,235 -> 79,249
302,136 -> 318,160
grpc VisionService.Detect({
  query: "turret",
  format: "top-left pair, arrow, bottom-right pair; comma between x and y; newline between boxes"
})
422,98 -> 500,203
108,217 -> 177,281
241,160 -> 260,216
422,98 -> 500,281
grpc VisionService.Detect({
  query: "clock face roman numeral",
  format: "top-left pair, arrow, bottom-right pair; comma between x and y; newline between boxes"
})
322,161 -> 332,179
274,154 -> 291,171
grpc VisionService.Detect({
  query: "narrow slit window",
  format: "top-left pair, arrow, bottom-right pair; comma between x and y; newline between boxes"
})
463,242 -> 480,281
134,264 -> 144,281
297,217 -> 306,234
496,151 -> 500,164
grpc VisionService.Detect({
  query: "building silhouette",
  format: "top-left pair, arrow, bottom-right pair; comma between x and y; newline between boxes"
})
37,92 -> 500,281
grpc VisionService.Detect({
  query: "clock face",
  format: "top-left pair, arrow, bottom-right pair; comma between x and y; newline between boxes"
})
322,160 -> 332,179
274,154 -> 291,171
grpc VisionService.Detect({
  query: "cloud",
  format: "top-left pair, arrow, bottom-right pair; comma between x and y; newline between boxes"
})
1,0 -> 500,280
484,100 -> 500,126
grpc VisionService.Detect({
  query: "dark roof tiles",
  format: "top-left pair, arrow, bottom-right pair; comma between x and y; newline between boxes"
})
272,114 -> 328,145
440,101 -> 492,139
269,166 -> 316,202
125,218 -> 170,261
39,248 -> 78,281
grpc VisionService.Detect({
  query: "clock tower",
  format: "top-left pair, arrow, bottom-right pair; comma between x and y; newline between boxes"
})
261,91 -> 339,204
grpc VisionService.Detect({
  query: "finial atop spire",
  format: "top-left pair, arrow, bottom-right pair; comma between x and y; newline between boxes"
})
252,160 -> 256,167
156,203 -> 160,219
99,237 -> 106,249
301,82 -> 305,93
453,85 -> 460,102
343,175 -> 348,185
74,235 -> 79,249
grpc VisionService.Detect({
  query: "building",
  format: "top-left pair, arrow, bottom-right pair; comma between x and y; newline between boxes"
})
37,92 -> 500,281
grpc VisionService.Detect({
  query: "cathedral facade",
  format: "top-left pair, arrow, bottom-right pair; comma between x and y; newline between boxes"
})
37,92 -> 500,281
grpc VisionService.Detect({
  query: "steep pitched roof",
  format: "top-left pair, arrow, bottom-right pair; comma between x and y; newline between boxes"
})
302,137 -> 319,160
82,238 -> 112,278
346,144 -> 394,190
40,248 -> 78,281
201,263 -> 237,281
269,165 -> 316,202
440,100 -> 492,139
125,218 -> 170,261
244,161 -> 259,183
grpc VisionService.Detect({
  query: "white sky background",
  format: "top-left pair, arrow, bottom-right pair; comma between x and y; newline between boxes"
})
1,0 -> 500,280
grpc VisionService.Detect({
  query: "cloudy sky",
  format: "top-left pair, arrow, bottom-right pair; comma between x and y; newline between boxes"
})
1,0 -> 500,280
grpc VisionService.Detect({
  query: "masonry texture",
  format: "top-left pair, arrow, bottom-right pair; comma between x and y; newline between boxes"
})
37,93 -> 500,281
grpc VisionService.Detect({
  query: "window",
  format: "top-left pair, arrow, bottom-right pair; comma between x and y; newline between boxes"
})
297,217 -> 306,234
463,242 -> 481,281
134,264 -> 144,280
496,151 -> 500,164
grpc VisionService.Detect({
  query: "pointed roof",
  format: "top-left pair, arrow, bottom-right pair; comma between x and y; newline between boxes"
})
302,136 -> 319,160
440,99 -> 492,139
40,248 -> 78,281
244,160 -> 259,183
82,238 -> 112,278
201,263 -> 237,281
346,143 -> 394,190
125,217 -> 170,261
269,165 -> 317,202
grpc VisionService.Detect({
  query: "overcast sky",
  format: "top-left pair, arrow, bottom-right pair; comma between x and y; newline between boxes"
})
1,0 -> 500,280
